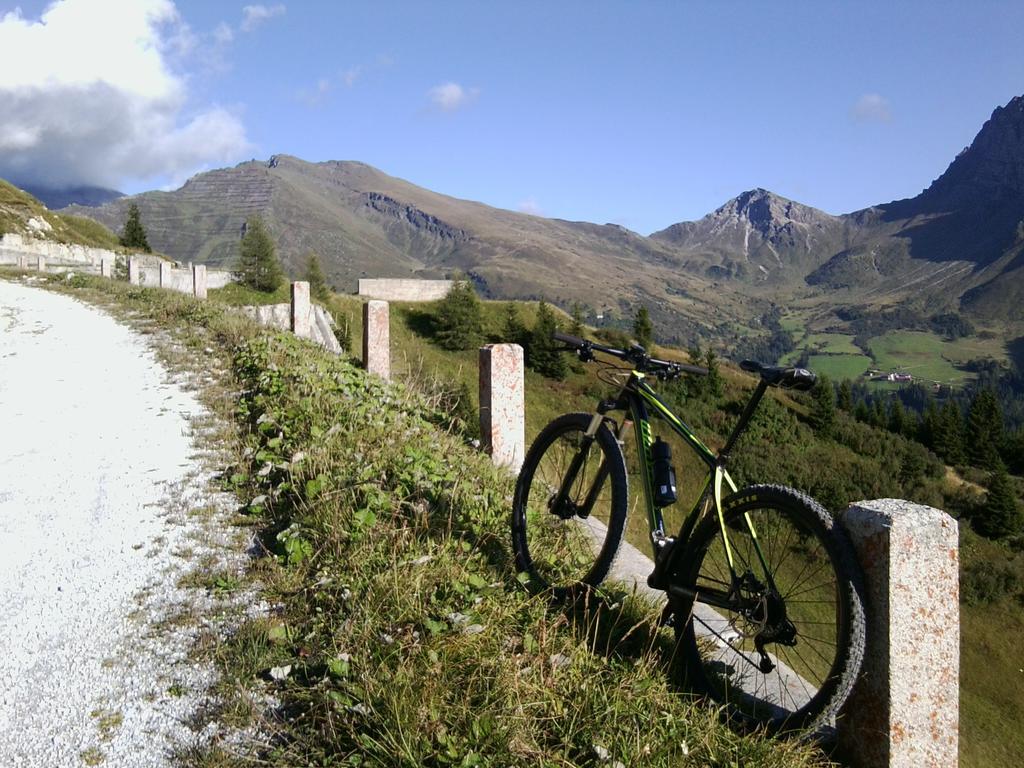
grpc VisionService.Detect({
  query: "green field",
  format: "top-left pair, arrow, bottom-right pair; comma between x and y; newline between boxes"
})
807,353 -> 873,380
868,331 -> 981,384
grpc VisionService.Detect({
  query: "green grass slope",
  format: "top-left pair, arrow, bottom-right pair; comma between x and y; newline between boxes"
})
26,273 -> 827,767
0,178 -> 121,249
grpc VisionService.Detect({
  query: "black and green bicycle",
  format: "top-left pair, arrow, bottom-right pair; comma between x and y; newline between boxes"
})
511,331 -> 865,734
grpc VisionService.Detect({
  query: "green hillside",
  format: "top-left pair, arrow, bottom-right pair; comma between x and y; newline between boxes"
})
0,179 -> 121,249
290,290 -> 1022,768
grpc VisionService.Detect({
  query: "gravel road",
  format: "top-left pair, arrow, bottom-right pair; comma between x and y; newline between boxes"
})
0,278 -> 250,766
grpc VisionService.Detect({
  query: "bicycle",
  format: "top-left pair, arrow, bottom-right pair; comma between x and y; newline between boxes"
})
511,331 -> 865,735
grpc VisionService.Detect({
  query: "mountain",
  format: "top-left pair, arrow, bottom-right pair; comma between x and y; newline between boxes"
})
650,189 -> 851,283
64,155 -> 750,343
0,179 -> 121,250
64,94 -> 1024,336
21,185 -> 123,210
658,95 -> 1024,322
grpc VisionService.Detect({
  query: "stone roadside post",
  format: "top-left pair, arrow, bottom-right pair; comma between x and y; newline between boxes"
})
362,300 -> 390,380
37,256 -> 46,272
838,499 -> 959,768
192,264 -> 207,300
128,257 -> 141,285
17,254 -> 26,269
291,281 -> 311,338
101,258 -> 113,278
479,344 -> 525,472
159,261 -> 171,288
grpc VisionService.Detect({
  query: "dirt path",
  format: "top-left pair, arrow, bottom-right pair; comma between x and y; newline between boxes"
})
0,279 -> 249,767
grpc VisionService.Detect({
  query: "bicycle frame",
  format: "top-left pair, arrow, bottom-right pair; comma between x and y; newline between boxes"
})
591,369 -> 778,598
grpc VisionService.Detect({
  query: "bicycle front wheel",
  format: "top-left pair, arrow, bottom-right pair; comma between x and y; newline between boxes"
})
511,413 -> 628,599
673,484 -> 865,734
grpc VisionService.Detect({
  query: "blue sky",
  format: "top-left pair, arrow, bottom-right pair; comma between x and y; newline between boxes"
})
2,1 -> 1023,233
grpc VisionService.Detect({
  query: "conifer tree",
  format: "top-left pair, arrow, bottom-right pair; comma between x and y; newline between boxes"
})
975,464 -> 1023,539
810,374 -> 836,437
704,348 -> 723,399
235,216 -> 283,292
435,279 -> 483,350
528,300 -> 567,380
119,203 -> 151,252
889,398 -> 907,437
570,302 -> 585,338
633,305 -> 653,349
854,400 -> 870,424
967,389 -> 1004,470
870,399 -> 886,430
303,251 -> 330,303
502,303 -> 528,347
921,400 -> 940,450
837,380 -> 854,412
937,400 -> 966,465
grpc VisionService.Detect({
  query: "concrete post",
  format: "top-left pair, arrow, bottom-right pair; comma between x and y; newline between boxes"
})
159,261 -> 171,288
838,499 -> 959,768
17,254 -> 26,269
291,281 -> 311,338
192,264 -> 207,299
101,258 -> 113,278
37,256 -> 46,272
362,300 -> 390,379
479,344 -> 525,472
128,257 -> 141,285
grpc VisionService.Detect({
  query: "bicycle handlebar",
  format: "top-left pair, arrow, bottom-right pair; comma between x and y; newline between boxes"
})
552,331 -> 708,379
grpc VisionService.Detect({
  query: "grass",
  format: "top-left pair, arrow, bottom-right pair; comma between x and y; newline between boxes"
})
806,354 -> 873,381
15,271 -> 1023,766
23,273 -> 825,767
0,177 -> 122,249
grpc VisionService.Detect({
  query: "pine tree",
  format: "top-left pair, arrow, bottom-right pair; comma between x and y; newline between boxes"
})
920,400 -> 940,450
235,216 -> 283,292
633,305 -> 653,349
937,400 -> 966,465
704,348 -> 723,399
501,303 -> 528,347
528,300 -> 567,380
303,251 -> 330,302
870,399 -> 886,430
810,374 -> 836,437
975,464 -> 1023,539
967,389 -> 1004,470
435,279 -> 483,350
837,380 -> 854,412
854,400 -> 870,423
570,302 -> 585,337
889,398 -> 907,436
119,203 -> 151,252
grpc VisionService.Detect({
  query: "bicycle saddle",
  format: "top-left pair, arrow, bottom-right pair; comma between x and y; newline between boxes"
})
740,360 -> 818,391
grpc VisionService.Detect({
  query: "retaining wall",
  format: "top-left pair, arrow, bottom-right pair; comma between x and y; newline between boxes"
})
0,233 -> 111,267
239,303 -> 342,355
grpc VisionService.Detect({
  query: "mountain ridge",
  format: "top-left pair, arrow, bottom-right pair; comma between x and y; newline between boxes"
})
48,93 -> 1024,335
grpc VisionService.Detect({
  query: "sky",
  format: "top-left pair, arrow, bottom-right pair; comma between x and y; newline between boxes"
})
1,1 -> 1022,234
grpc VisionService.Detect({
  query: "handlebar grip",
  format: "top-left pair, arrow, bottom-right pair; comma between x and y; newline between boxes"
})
552,331 -> 586,346
677,363 -> 709,377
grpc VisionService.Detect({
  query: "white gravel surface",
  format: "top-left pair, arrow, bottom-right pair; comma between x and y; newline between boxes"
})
0,279 -> 253,766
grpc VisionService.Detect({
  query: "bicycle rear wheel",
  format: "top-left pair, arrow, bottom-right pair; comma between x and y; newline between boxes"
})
511,413 -> 628,599
673,484 -> 865,734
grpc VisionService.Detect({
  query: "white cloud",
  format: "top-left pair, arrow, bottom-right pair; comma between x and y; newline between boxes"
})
517,198 -> 543,216
428,82 -> 480,112
342,66 -> 362,88
851,93 -> 892,123
0,0 -> 250,190
241,4 -> 286,33
296,76 -> 333,106
213,21 -> 234,44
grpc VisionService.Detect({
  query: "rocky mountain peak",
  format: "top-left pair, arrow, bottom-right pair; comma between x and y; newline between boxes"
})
914,93 -> 1024,210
